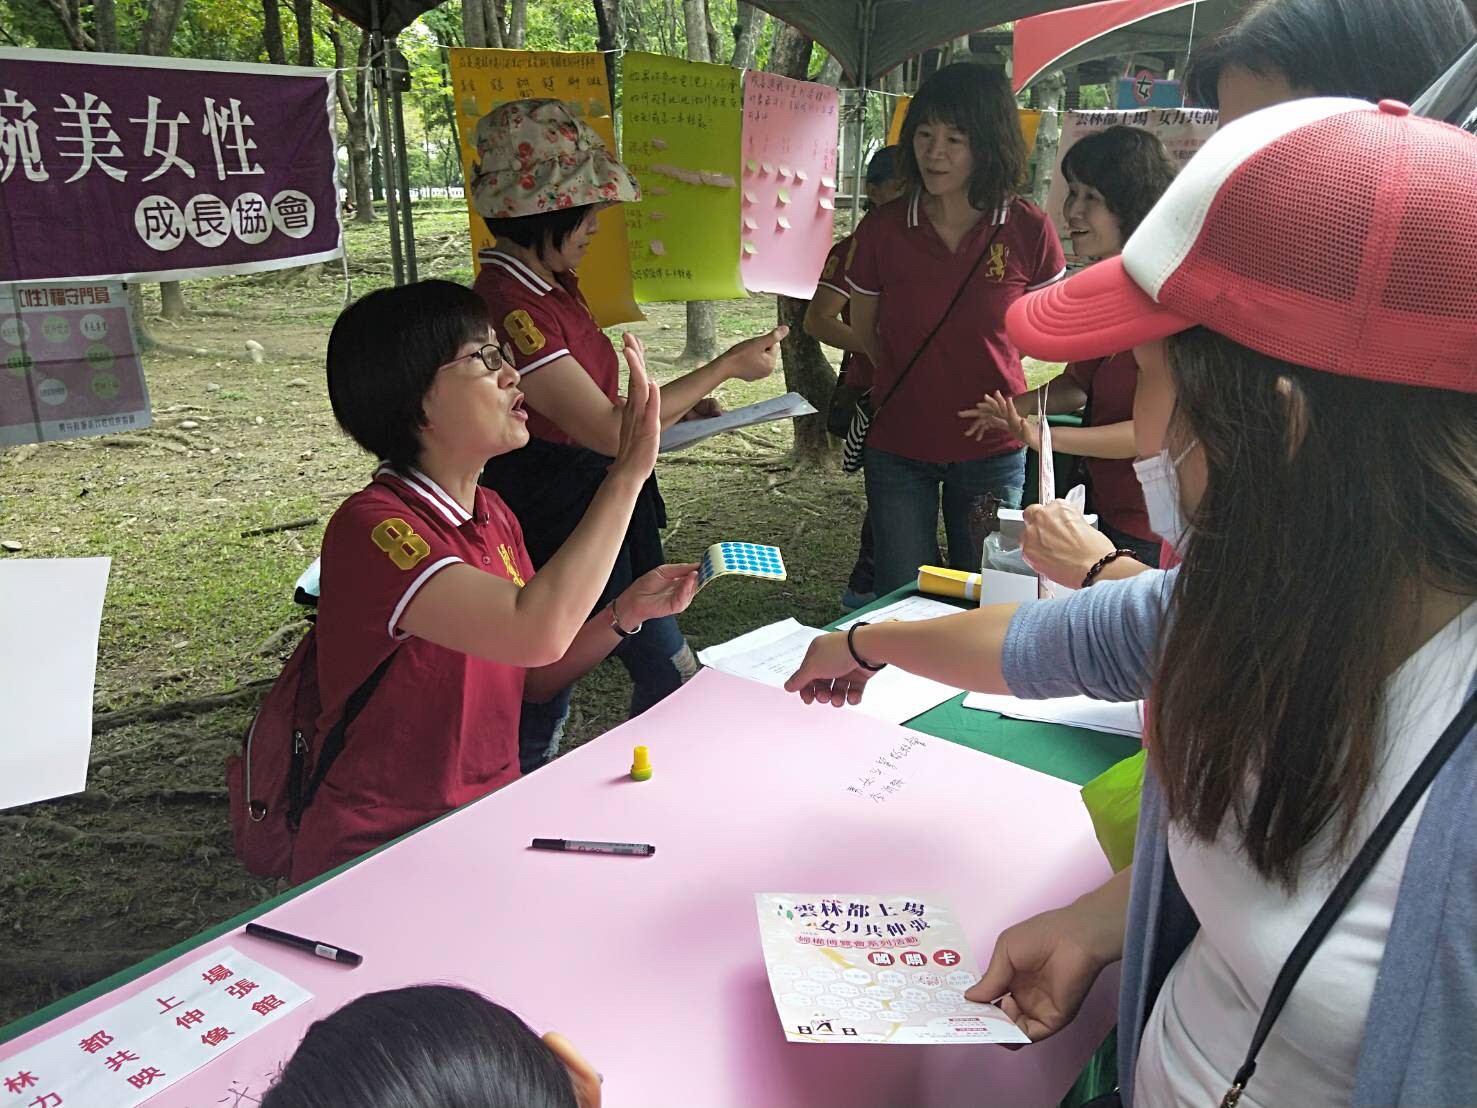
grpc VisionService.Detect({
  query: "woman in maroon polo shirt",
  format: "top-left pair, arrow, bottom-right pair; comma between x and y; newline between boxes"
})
964,127 -> 1178,567
846,65 -> 1066,595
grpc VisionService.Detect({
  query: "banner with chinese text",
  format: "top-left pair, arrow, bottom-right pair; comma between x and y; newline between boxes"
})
447,48 -> 640,328
621,52 -> 746,303
0,49 -> 340,284
1,280 -> 149,447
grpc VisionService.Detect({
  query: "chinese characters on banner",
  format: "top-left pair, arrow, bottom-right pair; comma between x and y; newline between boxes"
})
621,52 -> 745,303
1,281 -> 149,446
447,49 -> 640,327
0,947 -> 309,1108
1046,108 -> 1218,241
738,73 -> 838,298
755,893 -> 1030,1045
0,48 -> 340,283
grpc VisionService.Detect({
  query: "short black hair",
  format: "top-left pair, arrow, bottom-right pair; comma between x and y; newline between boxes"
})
898,63 -> 1027,213
1186,0 -> 1474,108
1060,127 -> 1178,241
326,280 -> 491,469
261,985 -> 577,1108
484,205 -> 593,253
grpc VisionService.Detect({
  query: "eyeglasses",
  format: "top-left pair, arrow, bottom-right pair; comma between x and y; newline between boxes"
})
440,343 -> 509,374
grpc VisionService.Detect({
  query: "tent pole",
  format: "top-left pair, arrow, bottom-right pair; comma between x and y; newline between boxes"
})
371,0 -> 405,285
851,0 -> 874,218
390,48 -> 420,282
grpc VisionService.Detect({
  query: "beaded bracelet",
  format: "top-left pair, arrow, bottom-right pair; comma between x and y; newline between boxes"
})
1081,549 -> 1138,589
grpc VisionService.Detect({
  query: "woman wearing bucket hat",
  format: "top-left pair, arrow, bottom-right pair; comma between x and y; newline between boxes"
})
787,97 -> 1477,1105
469,100 -> 786,774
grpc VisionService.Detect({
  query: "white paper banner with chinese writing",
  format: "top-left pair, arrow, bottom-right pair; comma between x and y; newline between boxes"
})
0,48 -> 341,284
0,947 -> 310,1107
1,281 -> 149,446
755,893 -> 1029,1045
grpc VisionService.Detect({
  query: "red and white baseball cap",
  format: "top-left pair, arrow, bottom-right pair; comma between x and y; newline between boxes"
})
1008,97 -> 1477,393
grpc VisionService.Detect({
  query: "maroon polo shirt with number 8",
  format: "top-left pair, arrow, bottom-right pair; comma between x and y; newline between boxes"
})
847,192 -> 1065,463
299,464 -> 536,883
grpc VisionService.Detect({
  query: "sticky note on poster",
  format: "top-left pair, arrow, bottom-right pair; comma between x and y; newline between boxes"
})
621,52 -> 745,303
1,281 -> 151,447
739,72 -> 839,298
448,48 -> 641,327
755,893 -> 1030,1045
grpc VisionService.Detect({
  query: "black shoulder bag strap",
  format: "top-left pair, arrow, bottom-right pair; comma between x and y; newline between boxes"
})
871,219 -> 1008,420
1220,684 -> 1477,1108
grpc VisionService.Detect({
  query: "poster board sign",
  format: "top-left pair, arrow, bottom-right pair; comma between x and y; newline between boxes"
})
0,48 -> 341,284
738,72 -> 839,298
447,48 -> 641,327
621,52 -> 746,303
1,280 -> 148,446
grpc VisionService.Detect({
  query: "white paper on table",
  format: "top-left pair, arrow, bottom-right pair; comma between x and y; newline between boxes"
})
0,946 -> 311,1107
835,595 -> 964,630
963,691 -> 1144,738
755,893 -> 1030,1045
698,620 -> 960,725
0,557 -> 110,809
658,392 -> 817,453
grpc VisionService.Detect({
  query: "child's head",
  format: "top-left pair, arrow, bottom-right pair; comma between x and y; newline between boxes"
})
261,985 -> 599,1108
327,280 -> 526,471
863,144 -> 904,210
1059,127 -> 1177,260
898,63 -> 1027,212
1187,0 -> 1474,123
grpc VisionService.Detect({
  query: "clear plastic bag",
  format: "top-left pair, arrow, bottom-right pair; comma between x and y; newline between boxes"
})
983,532 -> 1035,577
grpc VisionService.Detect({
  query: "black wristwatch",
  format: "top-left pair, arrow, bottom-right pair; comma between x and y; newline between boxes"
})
609,599 -> 643,639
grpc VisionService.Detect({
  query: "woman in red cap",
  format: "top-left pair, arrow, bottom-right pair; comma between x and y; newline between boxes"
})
786,97 -> 1477,1106
467,99 -> 786,774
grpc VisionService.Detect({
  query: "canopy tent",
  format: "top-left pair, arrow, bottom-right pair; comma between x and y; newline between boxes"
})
1012,0 -> 1251,92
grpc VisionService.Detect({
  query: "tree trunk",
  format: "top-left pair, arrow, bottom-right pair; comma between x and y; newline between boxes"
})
484,0 -> 506,48
816,55 -> 843,87
136,0 -> 187,56
159,281 -> 186,321
1029,73 -> 1065,209
592,0 -> 624,92
507,0 -> 527,48
704,3 -> 722,66
331,25 -> 377,222
462,0 -> 488,47
768,23 -> 833,464
94,0 -> 117,52
293,0 -> 314,65
679,0 -> 719,363
262,0 -> 286,64
681,0 -> 710,62
730,2 -> 763,68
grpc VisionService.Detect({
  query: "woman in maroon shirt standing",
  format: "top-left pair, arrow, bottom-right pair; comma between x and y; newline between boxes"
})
965,126 -> 1178,566
845,65 -> 1066,595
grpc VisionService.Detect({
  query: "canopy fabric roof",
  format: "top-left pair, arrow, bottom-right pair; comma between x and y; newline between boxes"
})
1013,0 -> 1251,91
317,0 -> 440,38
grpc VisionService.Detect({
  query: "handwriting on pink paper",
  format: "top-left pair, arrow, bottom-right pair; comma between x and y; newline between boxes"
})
845,734 -> 925,803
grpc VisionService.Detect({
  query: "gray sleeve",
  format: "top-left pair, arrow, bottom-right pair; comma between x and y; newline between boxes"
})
1000,567 -> 1177,702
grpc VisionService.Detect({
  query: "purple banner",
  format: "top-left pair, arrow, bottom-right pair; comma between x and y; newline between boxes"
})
0,49 -> 341,283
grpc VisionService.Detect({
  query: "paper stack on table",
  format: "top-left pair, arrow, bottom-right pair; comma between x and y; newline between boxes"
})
836,595 -> 964,630
755,892 -> 1028,1045
963,691 -> 1144,738
698,618 -> 961,725
659,392 -> 817,453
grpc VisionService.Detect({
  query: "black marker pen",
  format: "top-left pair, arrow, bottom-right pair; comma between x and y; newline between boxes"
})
245,922 -> 363,966
531,837 -> 656,857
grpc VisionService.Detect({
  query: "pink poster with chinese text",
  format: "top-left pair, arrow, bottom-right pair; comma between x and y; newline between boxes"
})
739,72 -> 839,298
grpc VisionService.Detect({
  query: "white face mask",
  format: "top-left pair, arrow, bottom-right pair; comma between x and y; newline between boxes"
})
1133,442 -> 1197,555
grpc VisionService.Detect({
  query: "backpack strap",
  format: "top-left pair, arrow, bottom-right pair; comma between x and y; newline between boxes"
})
286,649 -> 397,831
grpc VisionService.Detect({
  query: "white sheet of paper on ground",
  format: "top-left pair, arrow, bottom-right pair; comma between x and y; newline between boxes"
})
0,558 -> 110,810
836,595 -> 965,631
963,691 -> 1145,738
698,619 -> 960,725
0,946 -> 310,1107
659,392 -> 817,453
756,893 -> 1030,1045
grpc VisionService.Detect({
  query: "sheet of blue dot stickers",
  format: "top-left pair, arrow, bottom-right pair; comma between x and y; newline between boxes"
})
696,541 -> 787,590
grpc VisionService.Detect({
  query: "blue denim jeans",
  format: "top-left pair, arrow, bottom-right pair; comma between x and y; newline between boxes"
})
864,446 -> 1026,595
517,614 -> 696,775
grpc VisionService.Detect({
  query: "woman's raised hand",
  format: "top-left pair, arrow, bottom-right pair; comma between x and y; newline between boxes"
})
611,331 -> 661,482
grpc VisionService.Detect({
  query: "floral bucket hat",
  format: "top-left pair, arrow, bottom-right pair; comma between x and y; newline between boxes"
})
471,98 -> 641,219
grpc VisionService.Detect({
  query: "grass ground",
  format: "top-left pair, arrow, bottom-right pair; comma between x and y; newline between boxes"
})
0,202 -> 1060,1026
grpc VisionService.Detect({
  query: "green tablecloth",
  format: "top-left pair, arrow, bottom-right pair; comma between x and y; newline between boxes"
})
5,586 -> 1135,1103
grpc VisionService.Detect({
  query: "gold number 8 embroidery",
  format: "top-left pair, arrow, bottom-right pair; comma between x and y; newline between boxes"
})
371,518 -> 431,570
503,309 -> 546,356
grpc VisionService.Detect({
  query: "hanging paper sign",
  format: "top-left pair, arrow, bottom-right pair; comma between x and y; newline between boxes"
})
738,72 -> 838,298
1046,108 -> 1218,239
621,52 -> 745,303
1116,71 -> 1184,109
1,280 -> 149,446
0,48 -> 340,284
448,48 -> 640,328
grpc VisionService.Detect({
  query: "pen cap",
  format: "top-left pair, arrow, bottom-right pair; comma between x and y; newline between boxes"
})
530,838 -> 564,850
